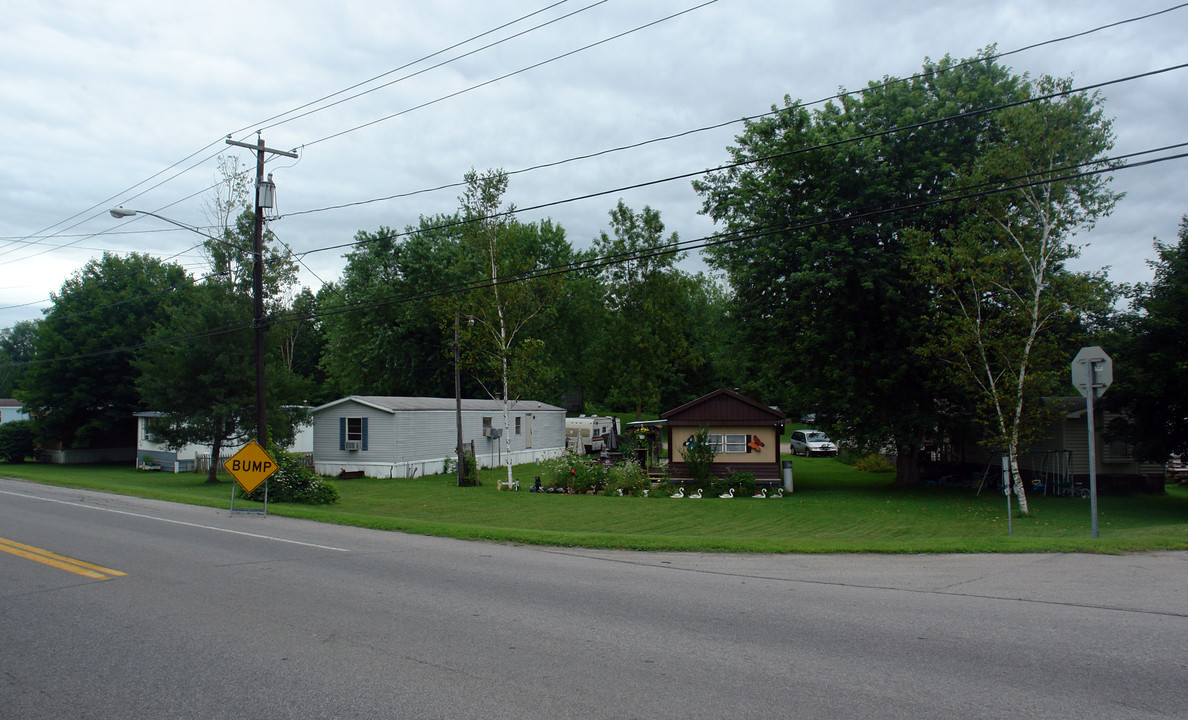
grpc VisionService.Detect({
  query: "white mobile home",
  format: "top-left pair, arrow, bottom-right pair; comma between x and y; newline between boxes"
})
134,410 -> 314,472
313,396 -> 566,479
0,399 -> 28,424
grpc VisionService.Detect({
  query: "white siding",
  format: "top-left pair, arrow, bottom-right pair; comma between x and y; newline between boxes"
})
312,397 -> 566,478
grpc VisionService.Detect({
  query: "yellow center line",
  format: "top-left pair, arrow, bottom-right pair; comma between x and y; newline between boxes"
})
0,537 -> 126,580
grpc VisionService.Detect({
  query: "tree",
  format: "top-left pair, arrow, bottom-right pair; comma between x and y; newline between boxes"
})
0,319 -> 39,398
136,283 -> 256,482
18,253 -> 189,449
911,76 -> 1119,512
592,200 -> 690,418
320,216 -> 467,397
278,287 -> 331,405
694,51 -> 1107,486
1109,215 -> 1188,460
137,277 -> 308,483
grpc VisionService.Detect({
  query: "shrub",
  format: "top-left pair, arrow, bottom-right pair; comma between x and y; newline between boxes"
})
240,447 -> 339,504
851,453 -> 895,473
680,428 -> 717,484
0,420 -> 35,463
458,450 -> 481,486
723,470 -> 757,497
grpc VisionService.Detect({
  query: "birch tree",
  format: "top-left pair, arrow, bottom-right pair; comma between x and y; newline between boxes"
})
455,169 -> 561,489
914,75 -> 1118,513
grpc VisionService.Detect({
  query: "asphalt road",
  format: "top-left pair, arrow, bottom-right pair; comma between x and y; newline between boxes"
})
2,477 -> 1185,719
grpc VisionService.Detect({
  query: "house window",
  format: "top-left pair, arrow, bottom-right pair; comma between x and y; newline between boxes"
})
340,416 -> 368,451
515,417 -> 522,435
347,418 -> 363,444
708,433 -> 749,454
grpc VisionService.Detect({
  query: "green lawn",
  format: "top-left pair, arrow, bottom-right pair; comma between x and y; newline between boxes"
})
4,457 -> 1186,553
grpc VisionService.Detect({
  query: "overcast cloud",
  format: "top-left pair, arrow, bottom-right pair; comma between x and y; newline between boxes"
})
3,0 -> 1186,333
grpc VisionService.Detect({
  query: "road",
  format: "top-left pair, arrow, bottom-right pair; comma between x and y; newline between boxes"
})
2,477 -> 1185,719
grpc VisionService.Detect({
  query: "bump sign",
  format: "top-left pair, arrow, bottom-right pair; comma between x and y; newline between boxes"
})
223,440 -> 279,493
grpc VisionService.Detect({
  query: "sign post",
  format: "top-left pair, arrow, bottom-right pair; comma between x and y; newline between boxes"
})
223,440 -> 279,516
1072,347 -> 1112,539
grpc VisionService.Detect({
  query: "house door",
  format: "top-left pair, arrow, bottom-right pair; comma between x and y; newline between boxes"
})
525,415 -> 533,449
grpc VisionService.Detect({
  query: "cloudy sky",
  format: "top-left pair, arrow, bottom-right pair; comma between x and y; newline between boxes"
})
3,0 -> 1186,332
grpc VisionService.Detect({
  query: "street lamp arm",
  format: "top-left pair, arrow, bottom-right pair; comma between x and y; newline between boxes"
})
108,207 -> 252,254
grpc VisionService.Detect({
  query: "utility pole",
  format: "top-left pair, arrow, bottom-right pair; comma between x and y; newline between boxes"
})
226,132 -> 298,446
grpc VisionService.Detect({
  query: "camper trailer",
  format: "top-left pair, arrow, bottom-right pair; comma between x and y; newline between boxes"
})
565,415 -> 618,455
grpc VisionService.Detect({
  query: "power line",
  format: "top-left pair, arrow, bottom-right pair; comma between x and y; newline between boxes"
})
4,58 -> 1184,332
275,3 -> 1188,223
8,144 -> 1183,369
285,63 -> 1188,261
256,1 -> 610,135
8,2 -> 1174,269
0,1 -> 598,261
300,1 -> 721,148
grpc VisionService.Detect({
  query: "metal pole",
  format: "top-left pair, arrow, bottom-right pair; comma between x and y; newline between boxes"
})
455,314 -> 465,487
1086,361 -> 1100,539
1003,454 -> 1012,537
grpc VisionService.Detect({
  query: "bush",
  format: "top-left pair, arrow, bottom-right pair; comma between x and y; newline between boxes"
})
240,447 -> 339,504
0,420 -> 35,463
723,470 -> 757,497
680,428 -> 717,484
851,453 -> 895,473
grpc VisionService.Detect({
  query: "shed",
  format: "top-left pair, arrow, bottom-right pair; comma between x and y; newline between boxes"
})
660,389 -> 786,483
312,396 -> 566,479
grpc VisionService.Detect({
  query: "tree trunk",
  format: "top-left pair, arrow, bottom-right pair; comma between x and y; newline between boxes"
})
206,436 -> 223,484
892,440 -> 922,487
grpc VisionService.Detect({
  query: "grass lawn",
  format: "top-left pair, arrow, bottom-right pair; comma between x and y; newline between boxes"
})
3,457 -> 1186,553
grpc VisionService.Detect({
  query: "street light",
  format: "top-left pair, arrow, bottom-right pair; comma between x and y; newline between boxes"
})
108,208 -> 250,253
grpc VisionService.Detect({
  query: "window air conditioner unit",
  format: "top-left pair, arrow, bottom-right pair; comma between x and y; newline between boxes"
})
483,428 -> 502,438
345,440 -> 361,451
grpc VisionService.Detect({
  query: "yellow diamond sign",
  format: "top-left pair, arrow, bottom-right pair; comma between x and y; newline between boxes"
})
223,440 -> 279,493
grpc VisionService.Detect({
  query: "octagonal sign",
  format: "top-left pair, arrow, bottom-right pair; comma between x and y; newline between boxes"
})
1071,346 -> 1112,399
223,440 -> 279,493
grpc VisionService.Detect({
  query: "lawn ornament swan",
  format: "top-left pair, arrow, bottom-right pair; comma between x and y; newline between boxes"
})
689,488 -> 703,499
719,488 -> 735,499
670,487 -> 685,498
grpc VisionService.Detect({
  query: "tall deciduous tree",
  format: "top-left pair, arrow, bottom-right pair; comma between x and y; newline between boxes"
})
320,216 -> 466,397
0,319 -> 39,398
18,253 -> 189,449
592,200 -> 689,419
696,51 -> 1030,485
1109,215 -> 1188,461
